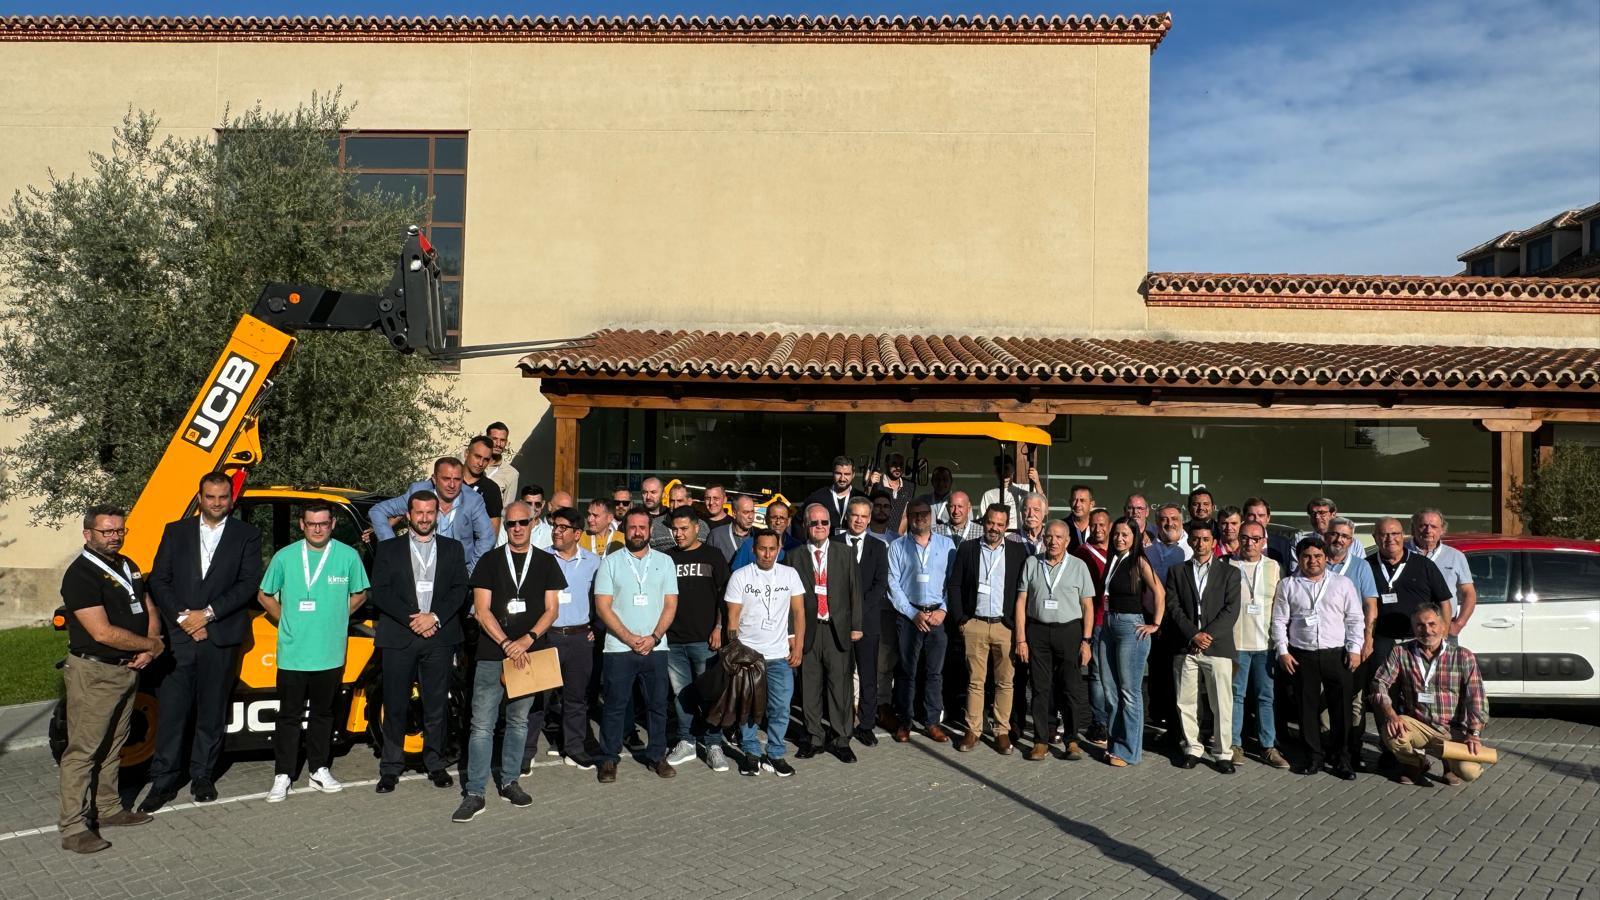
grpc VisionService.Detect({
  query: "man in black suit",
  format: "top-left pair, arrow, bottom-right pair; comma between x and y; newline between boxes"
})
1163,520 -> 1241,774
792,503 -> 863,763
947,504 -> 1028,755
800,455 -> 867,539
369,490 -> 470,792
141,472 -> 262,810
835,496 -> 890,745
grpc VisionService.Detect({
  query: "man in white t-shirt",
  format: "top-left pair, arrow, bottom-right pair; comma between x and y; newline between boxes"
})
724,530 -> 807,778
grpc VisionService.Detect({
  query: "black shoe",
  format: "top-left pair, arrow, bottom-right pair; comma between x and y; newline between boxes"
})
761,756 -> 795,778
563,753 -> 596,771
497,781 -> 533,808
794,745 -> 823,759
831,746 -> 858,764
597,762 -> 617,784
1330,766 -> 1357,781
1177,756 -> 1199,769
137,789 -> 177,814
1349,758 -> 1369,774
1214,760 -> 1237,775
451,794 -> 486,823
1292,764 -> 1318,776
191,780 -> 218,803
428,770 -> 454,788
375,775 -> 398,794
738,755 -> 760,777
852,727 -> 878,747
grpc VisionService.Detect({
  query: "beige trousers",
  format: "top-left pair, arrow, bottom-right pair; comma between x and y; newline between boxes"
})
1382,715 -> 1484,781
960,619 -> 1015,736
59,655 -> 138,835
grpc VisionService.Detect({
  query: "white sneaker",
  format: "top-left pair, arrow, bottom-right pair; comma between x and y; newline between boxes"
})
666,740 -> 697,767
307,768 -> 343,793
267,775 -> 291,803
705,745 -> 731,773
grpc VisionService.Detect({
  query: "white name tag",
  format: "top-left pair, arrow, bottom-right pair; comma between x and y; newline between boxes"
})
1416,691 -> 1436,705
977,583 -> 992,596
916,574 -> 930,584
1043,599 -> 1060,611
130,601 -> 144,615
558,591 -> 573,606
416,580 -> 433,593
1246,603 -> 1262,615
507,599 -> 527,615
1381,593 -> 1398,605
632,593 -> 650,607
815,584 -> 829,597
298,600 -> 316,613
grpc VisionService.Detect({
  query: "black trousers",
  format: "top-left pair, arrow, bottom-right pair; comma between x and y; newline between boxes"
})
802,627 -> 855,748
273,667 -> 340,777
1147,634 -> 1181,734
379,640 -> 454,776
149,639 -> 238,790
525,629 -> 596,762
854,623 -> 880,732
1292,646 -> 1352,769
1028,619 -> 1089,743
1349,636 -> 1397,762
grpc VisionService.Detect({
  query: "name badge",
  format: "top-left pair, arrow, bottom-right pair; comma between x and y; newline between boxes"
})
632,593 -> 650,607
558,591 -> 573,606
1246,603 -> 1263,615
416,580 -> 434,593
1381,593 -> 1398,605
298,600 -> 316,613
815,583 -> 829,597
915,574 -> 930,584
1043,599 -> 1060,611
977,583 -> 992,596
130,601 -> 144,615
1416,691 -> 1436,705
507,599 -> 527,615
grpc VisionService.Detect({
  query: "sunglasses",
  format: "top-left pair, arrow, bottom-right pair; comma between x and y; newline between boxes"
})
808,520 -> 830,527
505,518 -> 533,528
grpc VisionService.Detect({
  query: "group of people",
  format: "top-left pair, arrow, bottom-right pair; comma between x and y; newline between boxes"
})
54,429 -> 1492,852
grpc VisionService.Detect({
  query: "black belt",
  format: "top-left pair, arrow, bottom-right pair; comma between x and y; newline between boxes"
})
911,604 -> 942,612
71,651 -> 132,667
971,615 -> 1005,624
550,624 -> 591,636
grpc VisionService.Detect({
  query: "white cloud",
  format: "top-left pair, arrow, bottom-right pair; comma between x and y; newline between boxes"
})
1151,0 -> 1600,274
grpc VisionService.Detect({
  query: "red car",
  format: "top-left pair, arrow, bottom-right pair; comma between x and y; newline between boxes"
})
1447,534 -> 1600,704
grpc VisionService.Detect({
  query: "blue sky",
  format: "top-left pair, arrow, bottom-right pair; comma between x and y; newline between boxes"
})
14,0 -> 1600,275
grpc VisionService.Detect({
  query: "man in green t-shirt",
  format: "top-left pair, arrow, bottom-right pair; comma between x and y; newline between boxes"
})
257,501 -> 369,803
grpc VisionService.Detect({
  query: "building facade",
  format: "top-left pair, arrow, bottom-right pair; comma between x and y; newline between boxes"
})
0,14 -> 1596,620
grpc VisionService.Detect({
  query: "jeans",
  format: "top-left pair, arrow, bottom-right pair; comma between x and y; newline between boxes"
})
895,614 -> 949,724
740,658 -> 796,760
598,650 -> 670,765
666,641 -> 721,747
1089,624 -> 1110,729
1231,650 -> 1277,750
467,659 -> 537,796
1102,613 -> 1152,764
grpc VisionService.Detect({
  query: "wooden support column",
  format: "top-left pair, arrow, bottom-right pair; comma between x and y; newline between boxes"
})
1000,413 -> 1056,490
1483,418 -> 1540,536
551,404 -> 590,500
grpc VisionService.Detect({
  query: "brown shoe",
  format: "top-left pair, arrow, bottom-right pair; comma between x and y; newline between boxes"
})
926,725 -> 950,743
995,734 -> 1013,755
653,757 -> 677,779
98,809 -> 152,828
1106,755 -> 1129,767
957,731 -> 980,752
1441,770 -> 1463,787
1396,766 -> 1432,787
596,761 -> 618,784
1263,747 -> 1291,770
1026,742 -> 1052,761
1064,741 -> 1085,761
893,726 -> 910,743
61,831 -> 110,854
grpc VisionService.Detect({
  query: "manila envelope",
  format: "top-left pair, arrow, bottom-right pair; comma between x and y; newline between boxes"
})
503,647 -> 562,699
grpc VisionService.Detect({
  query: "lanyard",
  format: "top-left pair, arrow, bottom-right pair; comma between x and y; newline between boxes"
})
1103,553 -> 1126,599
981,544 -> 1004,583
1082,544 -> 1107,567
1192,560 -> 1210,598
199,521 -> 223,573
1417,645 -> 1443,692
626,552 -> 651,594
301,541 -> 332,594
1380,553 -> 1409,590
1298,575 -> 1330,611
81,550 -> 137,602
410,538 -> 437,572
506,546 -> 533,594
1237,560 -> 1262,598
914,540 -> 930,571
1043,558 -> 1066,596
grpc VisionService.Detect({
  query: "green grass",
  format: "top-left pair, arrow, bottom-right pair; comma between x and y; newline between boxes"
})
0,625 -> 69,706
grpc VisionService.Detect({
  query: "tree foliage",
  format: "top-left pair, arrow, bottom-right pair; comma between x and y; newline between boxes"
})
0,92 -> 455,524
1515,442 -> 1600,541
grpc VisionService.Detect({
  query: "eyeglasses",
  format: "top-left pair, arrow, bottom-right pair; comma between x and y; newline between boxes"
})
550,524 -> 578,533
1240,535 -> 1265,543
505,518 -> 533,528
808,520 -> 830,527
90,527 -> 127,537
302,521 -> 332,530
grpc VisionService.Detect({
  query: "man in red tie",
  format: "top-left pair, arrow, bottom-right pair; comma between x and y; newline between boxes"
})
793,503 -> 864,763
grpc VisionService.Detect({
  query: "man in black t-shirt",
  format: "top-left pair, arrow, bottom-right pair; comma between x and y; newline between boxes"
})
453,501 -> 563,823
462,435 -> 505,533
664,507 -> 732,771
58,504 -> 165,853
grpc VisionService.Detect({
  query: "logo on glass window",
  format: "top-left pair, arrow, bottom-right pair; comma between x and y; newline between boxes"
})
1164,455 -> 1206,496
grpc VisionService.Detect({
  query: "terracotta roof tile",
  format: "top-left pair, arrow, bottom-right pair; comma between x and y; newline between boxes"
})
522,329 -> 1600,391
1457,230 -> 1521,261
1143,272 -> 1600,314
0,14 -> 1172,46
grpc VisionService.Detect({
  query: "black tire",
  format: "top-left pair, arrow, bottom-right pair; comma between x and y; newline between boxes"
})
48,698 -> 67,764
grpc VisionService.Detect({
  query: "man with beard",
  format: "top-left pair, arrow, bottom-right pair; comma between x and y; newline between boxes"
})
460,435 -> 505,534
801,456 -> 865,536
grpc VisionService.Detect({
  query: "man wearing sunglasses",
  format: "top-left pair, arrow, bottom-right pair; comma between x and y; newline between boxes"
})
793,503 -> 863,763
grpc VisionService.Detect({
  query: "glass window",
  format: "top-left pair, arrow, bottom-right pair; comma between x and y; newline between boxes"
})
1467,551 -> 1513,604
1468,257 -> 1495,276
434,137 -> 468,170
429,227 -> 463,277
1590,224 -> 1599,254
1526,236 -> 1554,272
351,173 -> 427,205
344,136 -> 429,170
1528,551 -> 1600,602
431,174 -> 466,223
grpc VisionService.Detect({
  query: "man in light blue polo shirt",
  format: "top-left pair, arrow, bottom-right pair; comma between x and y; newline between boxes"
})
592,507 -> 679,784
886,499 -> 957,744
527,505 -> 602,771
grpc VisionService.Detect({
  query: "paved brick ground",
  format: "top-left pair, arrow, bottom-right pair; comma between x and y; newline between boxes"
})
0,706 -> 1595,899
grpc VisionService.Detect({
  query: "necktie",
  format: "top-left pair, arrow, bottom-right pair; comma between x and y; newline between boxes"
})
814,547 -> 829,618
850,536 -> 862,562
